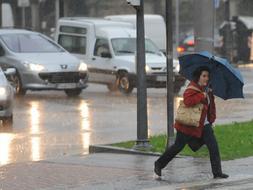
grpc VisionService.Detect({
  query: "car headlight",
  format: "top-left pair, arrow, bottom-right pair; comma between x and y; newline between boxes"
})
79,61 -> 88,72
25,62 -> 45,72
0,87 -> 10,97
0,87 -> 6,96
145,65 -> 151,73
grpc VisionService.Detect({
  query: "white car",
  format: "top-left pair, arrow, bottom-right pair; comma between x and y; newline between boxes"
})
0,68 -> 15,126
0,29 -> 88,97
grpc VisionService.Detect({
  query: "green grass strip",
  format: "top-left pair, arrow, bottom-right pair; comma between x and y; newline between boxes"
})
111,121 -> 253,160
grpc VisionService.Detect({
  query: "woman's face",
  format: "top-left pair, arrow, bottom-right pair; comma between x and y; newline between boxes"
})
198,71 -> 209,86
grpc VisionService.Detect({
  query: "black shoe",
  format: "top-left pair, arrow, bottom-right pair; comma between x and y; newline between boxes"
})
154,162 -> 161,177
213,173 -> 229,179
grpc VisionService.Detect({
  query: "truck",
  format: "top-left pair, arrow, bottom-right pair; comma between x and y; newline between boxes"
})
55,17 -> 185,94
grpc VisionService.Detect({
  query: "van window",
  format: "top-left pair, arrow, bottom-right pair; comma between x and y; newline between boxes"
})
60,26 -> 87,35
59,35 -> 86,54
111,38 -> 162,56
94,39 -> 110,57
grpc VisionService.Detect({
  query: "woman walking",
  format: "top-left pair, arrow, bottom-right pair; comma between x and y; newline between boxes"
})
154,66 -> 229,179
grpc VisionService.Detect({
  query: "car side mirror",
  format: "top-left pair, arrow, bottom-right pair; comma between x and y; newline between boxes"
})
101,52 -> 112,58
4,68 -> 16,76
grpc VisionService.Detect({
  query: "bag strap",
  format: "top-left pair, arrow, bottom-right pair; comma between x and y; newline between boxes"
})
187,85 -> 202,93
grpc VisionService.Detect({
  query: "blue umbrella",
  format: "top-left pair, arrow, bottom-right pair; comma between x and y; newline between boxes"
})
178,51 -> 244,100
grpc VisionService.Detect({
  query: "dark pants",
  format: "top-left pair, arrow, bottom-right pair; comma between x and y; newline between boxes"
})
155,124 -> 222,176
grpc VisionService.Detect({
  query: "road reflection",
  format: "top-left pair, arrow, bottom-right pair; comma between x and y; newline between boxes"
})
31,137 -> 41,161
30,101 -> 41,135
79,100 -> 91,154
0,133 -> 14,165
29,101 -> 42,161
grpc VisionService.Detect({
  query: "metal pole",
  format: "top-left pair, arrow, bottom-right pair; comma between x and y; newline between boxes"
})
0,0 -> 2,28
59,0 -> 64,18
224,0 -> 232,62
194,0 -> 214,53
22,7 -> 26,28
63,0 -> 69,17
175,0 -> 179,56
134,0 -> 150,150
55,0 -> 60,25
31,0 -> 40,31
166,0 -> 174,148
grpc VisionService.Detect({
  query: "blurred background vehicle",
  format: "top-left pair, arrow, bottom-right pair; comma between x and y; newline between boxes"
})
177,29 -> 223,56
0,67 -> 15,126
0,29 -> 88,97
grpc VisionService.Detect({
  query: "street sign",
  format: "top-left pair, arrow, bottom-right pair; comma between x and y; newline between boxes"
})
18,0 -> 30,7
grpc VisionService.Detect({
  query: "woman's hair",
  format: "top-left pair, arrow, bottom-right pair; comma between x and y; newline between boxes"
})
192,66 -> 210,83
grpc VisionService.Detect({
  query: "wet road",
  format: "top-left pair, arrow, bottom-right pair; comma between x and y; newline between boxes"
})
0,67 -> 253,166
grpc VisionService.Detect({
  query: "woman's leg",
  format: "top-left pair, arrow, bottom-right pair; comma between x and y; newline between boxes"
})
155,131 -> 188,170
202,124 -> 227,177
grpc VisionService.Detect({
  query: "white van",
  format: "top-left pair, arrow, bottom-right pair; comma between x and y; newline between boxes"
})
55,17 -> 185,94
105,14 -> 166,52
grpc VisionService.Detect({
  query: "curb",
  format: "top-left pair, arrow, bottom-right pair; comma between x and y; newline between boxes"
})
89,145 -> 162,156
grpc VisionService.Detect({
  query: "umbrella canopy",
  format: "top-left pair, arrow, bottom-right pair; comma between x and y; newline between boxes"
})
179,51 -> 244,100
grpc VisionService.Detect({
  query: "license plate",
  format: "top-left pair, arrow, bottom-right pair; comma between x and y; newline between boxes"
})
156,76 -> 167,82
57,83 -> 76,89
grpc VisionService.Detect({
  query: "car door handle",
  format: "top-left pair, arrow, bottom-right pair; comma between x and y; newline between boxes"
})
92,57 -> 96,61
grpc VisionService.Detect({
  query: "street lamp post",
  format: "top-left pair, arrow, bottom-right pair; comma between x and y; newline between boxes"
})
126,0 -> 150,150
135,0 -> 150,150
166,0 -> 175,148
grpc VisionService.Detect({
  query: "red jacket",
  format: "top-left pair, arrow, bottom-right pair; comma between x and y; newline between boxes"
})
174,81 -> 216,138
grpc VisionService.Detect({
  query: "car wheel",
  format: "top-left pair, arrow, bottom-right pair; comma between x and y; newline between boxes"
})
118,72 -> 134,95
2,115 -> 13,127
107,81 -> 118,92
64,89 -> 82,97
11,73 -> 26,96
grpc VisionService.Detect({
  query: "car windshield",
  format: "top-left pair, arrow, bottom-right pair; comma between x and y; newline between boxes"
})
111,38 -> 162,56
0,33 -> 64,53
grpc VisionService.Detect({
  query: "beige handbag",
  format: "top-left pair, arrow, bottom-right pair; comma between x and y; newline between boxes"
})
175,86 -> 204,127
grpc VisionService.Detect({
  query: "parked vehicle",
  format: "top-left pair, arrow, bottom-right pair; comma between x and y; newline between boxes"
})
0,67 -> 15,126
55,17 -> 185,94
105,14 -> 166,52
0,29 -> 88,97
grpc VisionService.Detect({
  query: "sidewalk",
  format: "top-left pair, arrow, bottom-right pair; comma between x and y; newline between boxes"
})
1,152 -> 253,190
